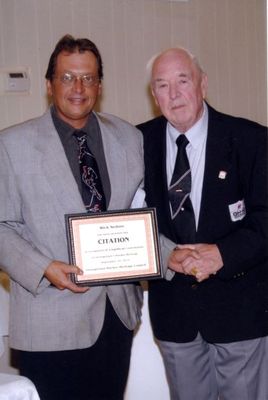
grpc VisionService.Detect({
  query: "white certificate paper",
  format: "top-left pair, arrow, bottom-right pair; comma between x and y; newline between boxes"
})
65,208 -> 162,286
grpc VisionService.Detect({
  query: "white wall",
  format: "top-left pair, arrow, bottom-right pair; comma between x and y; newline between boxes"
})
125,290 -> 170,399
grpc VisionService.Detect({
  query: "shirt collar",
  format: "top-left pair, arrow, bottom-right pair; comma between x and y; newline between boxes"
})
50,106 -> 98,140
51,105 -> 76,139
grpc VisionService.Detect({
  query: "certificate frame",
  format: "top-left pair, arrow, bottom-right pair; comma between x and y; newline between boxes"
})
65,208 -> 162,286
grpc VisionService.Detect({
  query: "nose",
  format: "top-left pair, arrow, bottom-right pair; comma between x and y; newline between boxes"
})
169,82 -> 180,100
72,76 -> 84,92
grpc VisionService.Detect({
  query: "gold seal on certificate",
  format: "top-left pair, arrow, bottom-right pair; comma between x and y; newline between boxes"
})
65,208 -> 162,286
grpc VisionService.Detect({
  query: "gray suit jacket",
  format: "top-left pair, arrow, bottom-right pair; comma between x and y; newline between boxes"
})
0,109 -> 144,351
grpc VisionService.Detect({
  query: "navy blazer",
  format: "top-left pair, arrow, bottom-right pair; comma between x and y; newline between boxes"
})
138,104 -> 268,343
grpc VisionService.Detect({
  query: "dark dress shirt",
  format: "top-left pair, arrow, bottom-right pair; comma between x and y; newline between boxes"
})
51,106 -> 111,205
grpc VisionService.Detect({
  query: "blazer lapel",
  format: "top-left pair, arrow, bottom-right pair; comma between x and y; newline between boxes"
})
153,119 -> 171,212
144,117 -> 179,241
197,106 -> 236,235
36,112 -> 85,230
96,114 -> 128,210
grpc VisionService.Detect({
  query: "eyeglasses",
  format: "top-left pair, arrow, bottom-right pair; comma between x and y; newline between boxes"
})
55,72 -> 100,87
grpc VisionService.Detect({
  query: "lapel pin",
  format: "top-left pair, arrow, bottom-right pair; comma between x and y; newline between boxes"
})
218,170 -> 227,179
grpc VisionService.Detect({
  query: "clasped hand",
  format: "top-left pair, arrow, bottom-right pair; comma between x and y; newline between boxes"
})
168,243 -> 223,282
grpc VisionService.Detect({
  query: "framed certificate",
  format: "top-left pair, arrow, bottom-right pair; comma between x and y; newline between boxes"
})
65,208 -> 162,286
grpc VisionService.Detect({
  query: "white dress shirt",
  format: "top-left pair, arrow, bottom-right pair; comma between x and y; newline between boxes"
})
166,102 -> 208,228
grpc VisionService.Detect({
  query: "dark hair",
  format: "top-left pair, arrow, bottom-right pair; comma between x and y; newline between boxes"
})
45,34 -> 103,81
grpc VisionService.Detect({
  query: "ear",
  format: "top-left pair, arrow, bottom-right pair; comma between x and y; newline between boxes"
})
98,82 -> 102,96
46,80 -> 53,97
151,86 -> 160,107
201,73 -> 208,99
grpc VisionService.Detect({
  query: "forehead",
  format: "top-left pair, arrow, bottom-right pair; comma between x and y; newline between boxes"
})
152,50 -> 196,79
55,51 -> 98,72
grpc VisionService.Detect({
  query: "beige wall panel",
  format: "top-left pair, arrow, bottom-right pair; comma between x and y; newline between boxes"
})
170,2 -> 191,49
87,0 -> 117,113
210,1 -> 231,112
15,0 -> 43,120
108,0 -> 130,118
119,0 -> 150,123
139,0 -> 160,117
226,1 -> 251,117
70,0 -> 91,38
255,0 -> 267,124
49,0 -> 73,42
35,1 -> 53,111
0,0 -> 266,130
0,0 -> 21,128
191,1 -> 219,104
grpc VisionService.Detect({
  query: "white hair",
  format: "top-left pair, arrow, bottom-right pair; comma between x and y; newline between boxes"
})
146,46 -> 205,83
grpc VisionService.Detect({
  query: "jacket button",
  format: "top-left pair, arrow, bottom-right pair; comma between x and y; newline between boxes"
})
191,284 -> 198,290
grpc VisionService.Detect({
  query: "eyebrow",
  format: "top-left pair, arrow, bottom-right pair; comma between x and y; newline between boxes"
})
153,72 -> 190,81
153,78 -> 167,82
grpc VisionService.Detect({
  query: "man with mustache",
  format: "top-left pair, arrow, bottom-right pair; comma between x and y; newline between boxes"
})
0,35 -> 144,400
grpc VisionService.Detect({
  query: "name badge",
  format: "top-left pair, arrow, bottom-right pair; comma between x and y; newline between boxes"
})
228,199 -> 246,222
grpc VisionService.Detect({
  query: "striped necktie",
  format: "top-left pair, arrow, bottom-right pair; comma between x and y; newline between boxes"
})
168,135 -> 196,242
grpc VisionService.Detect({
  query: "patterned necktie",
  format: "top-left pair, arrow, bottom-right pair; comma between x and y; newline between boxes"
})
74,130 -> 106,213
168,135 -> 196,242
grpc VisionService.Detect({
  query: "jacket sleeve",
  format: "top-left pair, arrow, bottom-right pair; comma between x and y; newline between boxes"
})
0,136 -> 52,295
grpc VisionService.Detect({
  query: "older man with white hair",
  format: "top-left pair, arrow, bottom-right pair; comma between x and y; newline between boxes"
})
138,47 -> 268,400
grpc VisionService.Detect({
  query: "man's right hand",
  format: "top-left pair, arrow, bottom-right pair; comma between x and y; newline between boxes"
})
168,245 -> 200,274
44,260 -> 89,293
